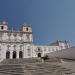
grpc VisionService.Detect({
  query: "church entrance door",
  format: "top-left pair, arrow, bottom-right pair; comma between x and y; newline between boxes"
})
13,51 -> 16,59
6,51 -> 10,59
19,51 -> 23,58
38,53 -> 41,57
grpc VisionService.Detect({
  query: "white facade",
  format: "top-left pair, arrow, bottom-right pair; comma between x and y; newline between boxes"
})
0,21 -> 69,62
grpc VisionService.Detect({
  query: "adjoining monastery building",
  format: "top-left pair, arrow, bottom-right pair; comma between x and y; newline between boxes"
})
0,21 -> 69,62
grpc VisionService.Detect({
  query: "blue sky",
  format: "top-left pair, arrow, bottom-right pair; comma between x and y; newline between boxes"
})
0,0 -> 75,46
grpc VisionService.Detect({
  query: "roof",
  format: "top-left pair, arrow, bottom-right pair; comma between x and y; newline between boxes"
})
48,40 -> 68,46
70,46 -> 75,48
49,42 -> 59,46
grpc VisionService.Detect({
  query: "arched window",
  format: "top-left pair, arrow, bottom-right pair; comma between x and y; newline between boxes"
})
26,27 -> 28,31
13,51 -> 16,59
38,47 -> 40,51
19,51 -> 23,58
1,26 -> 4,29
6,51 -> 10,59
37,47 -> 42,53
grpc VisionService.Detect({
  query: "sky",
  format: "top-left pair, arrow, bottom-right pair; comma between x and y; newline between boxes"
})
0,0 -> 75,46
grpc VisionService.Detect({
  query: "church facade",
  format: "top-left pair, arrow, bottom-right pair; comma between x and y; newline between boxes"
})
0,21 -> 69,62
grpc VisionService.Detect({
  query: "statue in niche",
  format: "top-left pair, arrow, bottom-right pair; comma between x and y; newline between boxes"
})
7,45 -> 10,50
13,45 -> 16,50
26,34 -> 30,41
10,33 -> 15,42
2,33 -> 8,41
8,32 -> 11,41
16,33 -> 21,42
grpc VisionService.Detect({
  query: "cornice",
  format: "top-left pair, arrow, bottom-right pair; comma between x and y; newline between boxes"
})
0,31 -> 32,34
0,41 -> 32,44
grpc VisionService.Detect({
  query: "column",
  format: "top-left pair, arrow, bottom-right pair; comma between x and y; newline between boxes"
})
17,51 -> 19,59
10,51 -> 12,59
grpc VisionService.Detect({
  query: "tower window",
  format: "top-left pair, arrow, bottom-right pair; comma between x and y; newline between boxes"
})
26,27 -> 28,31
1,26 -> 4,29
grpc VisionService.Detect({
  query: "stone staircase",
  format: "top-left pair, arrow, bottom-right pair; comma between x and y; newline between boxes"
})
0,64 -> 29,75
1,58 -> 42,64
0,63 -> 72,75
0,58 -> 73,75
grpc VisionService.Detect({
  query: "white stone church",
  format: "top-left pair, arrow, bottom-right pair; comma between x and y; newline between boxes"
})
0,21 -> 69,62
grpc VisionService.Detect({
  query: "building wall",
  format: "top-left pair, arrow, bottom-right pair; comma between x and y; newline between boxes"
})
0,41 -> 68,62
0,21 -> 69,62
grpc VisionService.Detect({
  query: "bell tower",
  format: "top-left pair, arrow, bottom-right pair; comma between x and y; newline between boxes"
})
21,23 -> 33,43
0,21 -> 8,31
22,23 -> 32,32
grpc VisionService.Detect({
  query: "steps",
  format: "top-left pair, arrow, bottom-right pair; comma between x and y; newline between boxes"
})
1,58 -> 42,64
0,63 -> 72,75
0,58 -> 72,75
0,64 -> 29,75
